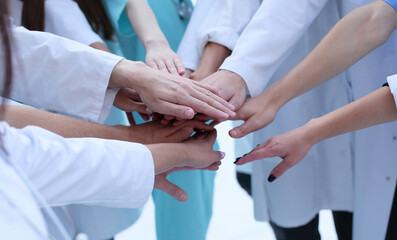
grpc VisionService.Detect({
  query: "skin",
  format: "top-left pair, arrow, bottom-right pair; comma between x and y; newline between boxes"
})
2,104 -> 222,201
87,5 -> 238,123
163,42 -> 233,125
190,42 -> 232,81
108,59 -> 236,121
230,0 -> 397,138
236,86 -> 397,181
125,0 -> 185,75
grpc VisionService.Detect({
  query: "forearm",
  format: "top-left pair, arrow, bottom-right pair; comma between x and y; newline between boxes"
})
146,143 -> 188,174
3,105 -> 130,141
267,0 -> 397,109
125,0 -> 168,48
304,86 -> 397,144
192,42 -> 231,79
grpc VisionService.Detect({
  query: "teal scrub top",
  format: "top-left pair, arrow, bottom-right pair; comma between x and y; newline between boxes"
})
102,0 -> 192,61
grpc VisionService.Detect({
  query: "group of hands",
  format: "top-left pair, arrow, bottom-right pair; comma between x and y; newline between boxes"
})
109,47 -> 314,200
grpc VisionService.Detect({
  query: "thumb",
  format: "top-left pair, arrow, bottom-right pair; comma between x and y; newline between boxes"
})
156,178 -> 188,202
229,116 -> 259,138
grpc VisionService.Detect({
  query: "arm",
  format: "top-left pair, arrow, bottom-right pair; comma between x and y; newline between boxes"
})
177,0 -> 259,72
189,42 -> 232,81
6,27 -> 234,123
230,0 -> 397,138
203,0 -> 328,110
236,85 -> 397,181
124,0 -> 184,75
3,122 -> 223,206
2,104 -> 214,144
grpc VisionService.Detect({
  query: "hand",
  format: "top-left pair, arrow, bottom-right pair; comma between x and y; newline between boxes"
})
154,163 -> 221,202
234,125 -> 315,182
121,119 -> 214,144
179,130 -> 224,169
110,60 -> 236,121
146,42 -> 185,76
147,130 -> 224,174
114,88 -> 151,114
200,70 -> 247,110
229,94 -> 278,138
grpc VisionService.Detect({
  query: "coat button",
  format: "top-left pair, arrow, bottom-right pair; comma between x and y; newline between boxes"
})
393,136 -> 396,140
386,176 -> 391,181
75,233 -> 89,240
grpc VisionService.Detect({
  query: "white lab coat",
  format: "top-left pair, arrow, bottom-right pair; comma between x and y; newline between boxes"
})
219,0 -> 395,238
0,121 -> 154,240
8,2 -> 143,238
9,0 -> 104,46
4,26 -> 121,123
221,0 -> 354,228
180,0 -> 354,228
177,0 -> 261,174
177,0 -> 261,71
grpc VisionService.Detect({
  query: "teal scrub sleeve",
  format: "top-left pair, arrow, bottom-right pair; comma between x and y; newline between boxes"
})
385,0 -> 397,11
101,0 -> 135,37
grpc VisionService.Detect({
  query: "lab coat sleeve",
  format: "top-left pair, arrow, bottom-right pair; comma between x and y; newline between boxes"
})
177,0 -> 215,70
0,122 -> 154,208
101,0 -> 134,37
387,74 -> 397,108
3,26 -> 123,123
220,0 -> 329,97
196,0 -> 260,55
177,0 -> 260,71
44,0 -> 105,46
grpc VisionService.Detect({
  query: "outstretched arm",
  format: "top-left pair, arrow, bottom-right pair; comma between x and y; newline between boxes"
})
230,0 -> 397,138
236,84 -> 397,181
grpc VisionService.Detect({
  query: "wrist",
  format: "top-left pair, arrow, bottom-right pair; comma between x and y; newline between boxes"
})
302,118 -> 324,145
144,38 -> 170,50
146,143 -> 187,174
261,80 -> 290,111
109,59 -> 147,89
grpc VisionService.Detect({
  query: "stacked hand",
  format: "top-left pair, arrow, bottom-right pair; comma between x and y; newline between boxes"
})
117,119 -> 214,144
145,42 -> 185,76
110,60 -> 236,122
152,130 -> 224,201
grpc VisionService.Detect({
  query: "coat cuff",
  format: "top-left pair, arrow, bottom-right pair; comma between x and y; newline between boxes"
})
387,74 -> 397,109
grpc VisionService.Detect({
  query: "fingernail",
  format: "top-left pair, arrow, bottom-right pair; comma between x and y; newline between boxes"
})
220,151 -> 226,159
185,109 -> 194,119
234,157 -> 241,164
179,193 -> 188,202
268,174 -> 277,183
230,130 -> 237,137
229,110 -> 236,117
